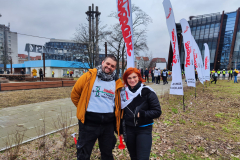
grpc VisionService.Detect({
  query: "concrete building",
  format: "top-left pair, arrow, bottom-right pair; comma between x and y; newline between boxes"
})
0,24 -> 18,65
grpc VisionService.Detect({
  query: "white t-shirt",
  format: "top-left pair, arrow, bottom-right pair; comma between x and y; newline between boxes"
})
87,77 -> 116,113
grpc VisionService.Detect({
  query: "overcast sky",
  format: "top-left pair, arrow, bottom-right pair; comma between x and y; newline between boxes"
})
0,0 -> 239,62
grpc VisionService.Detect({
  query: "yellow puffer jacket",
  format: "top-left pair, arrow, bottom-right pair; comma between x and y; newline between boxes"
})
32,69 -> 37,76
71,68 -> 124,134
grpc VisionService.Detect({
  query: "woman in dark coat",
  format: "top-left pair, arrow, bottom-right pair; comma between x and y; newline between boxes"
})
120,67 -> 162,160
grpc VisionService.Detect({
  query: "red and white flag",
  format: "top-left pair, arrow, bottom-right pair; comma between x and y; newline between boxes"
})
180,18 -> 195,87
116,0 -> 135,68
192,36 -> 205,84
204,43 -> 210,81
163,0 -> 183,95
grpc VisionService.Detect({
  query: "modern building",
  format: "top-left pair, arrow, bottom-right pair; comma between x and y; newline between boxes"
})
168,7 -> 240,70
0,24 -> 18,65
45,39 -> 88,62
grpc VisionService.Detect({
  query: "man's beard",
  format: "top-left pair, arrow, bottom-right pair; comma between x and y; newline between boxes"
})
102,66 -> 112,75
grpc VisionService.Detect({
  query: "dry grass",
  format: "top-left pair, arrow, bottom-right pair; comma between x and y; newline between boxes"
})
0,80 -> 240,159
0,87 -> 73,109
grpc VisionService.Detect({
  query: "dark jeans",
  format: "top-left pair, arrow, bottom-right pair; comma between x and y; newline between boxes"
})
77,121 -> 115,160
163,76 -> 167,84
211,77 -> 217,84
229,74 -> 233,80
125,125 -> 152,160
40,75 -> 43,81
151,74 -> 154,82
145,75 -> 149,82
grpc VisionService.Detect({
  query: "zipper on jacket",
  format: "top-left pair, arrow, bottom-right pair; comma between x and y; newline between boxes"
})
126,107 -> 136,126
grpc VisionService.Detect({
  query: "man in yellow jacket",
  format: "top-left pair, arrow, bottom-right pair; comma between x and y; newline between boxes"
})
71,55 -> 124,160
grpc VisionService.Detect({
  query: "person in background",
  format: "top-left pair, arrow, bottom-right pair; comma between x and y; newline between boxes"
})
228,68 -> 233,80
70,70 -> 73,77
39,68 -> 43,81
211,71 -> 218,84
222,69 -> 226,80
234,69 -> 239,83
154,67 -> 159,84
67,70 -> 69,77
141,69 -> 144,79
151,68 -> 155,83
157,68 -> 161,84
120,67 -> 162,160
52,71 -> 55,78
195,69 -> 198,81
32,69 -> 37,78
217,69 -> 221,79
162,68 -> 168,85
21,69 -> 25,75
144,68 -> 149,83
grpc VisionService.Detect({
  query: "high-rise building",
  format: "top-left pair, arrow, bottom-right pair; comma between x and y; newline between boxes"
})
0,24 -> 18,65
168,7 -> 240,70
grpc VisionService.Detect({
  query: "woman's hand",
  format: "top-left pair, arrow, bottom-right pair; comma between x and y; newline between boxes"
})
137,112 -> 140,117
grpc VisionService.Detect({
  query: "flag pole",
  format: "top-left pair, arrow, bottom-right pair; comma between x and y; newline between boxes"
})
183,95 -> 185,111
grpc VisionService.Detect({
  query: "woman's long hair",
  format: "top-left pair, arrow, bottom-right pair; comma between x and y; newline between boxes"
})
123,67 -> 146,86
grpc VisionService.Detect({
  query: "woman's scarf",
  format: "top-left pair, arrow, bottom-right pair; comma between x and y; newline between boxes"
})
120,83 -> 155,109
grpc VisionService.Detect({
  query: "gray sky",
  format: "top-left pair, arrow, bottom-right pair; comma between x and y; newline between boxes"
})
0,0 -> 239,62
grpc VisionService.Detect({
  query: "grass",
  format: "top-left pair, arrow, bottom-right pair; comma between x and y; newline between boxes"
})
0,80 -> 240,159
0,86 -> 73,109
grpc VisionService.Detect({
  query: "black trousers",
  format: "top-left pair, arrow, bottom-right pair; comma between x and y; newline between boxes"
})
229,74 -> 233,80
145,75 -> 149,82
163,76 -> 167,84
125,125 -> 152,160
40,75 -> 43,81
151,74 -> 154,82
77,121 -> 115,160
211,77 -> 217,84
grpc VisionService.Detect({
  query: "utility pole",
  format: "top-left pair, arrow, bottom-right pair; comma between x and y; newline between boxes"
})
86,4 -> 101,68
105,42 -> 107,57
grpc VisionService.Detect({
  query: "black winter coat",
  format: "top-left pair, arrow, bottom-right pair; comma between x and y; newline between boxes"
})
123,82 -> 162,127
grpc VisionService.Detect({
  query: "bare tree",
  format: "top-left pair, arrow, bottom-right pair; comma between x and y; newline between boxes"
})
73,23 -> 107,69
100,4 -> 152,76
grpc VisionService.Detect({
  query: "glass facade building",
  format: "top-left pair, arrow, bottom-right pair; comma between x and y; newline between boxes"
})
168,8 -> 240,70
45,40 -> 88,62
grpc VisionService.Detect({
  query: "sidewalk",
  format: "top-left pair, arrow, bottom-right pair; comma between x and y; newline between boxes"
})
0,80 -> 185,150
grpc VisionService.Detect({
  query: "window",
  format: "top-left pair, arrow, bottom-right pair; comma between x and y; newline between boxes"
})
200,30 -> 205,35
8,44 -> 11,47
8,40 -> 11,43
8,36 -> 11,39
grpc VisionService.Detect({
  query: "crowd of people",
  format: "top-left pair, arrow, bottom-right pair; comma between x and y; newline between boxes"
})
210,68 -> 239,84
139,67 -> 171,85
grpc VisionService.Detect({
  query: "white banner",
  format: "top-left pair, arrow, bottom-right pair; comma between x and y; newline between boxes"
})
192,36 -> 204,84
163,0 -> 183,95
116,0 -> 135,68
204,43 -> 210,81
180,18 -> 196,87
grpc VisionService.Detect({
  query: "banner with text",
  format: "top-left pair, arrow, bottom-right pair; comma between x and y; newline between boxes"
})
180,18 -> 196,87
204,43 -> 210,81
192,36 -> 205,84
116,0 -> 135,68
163,0 -> 183,95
